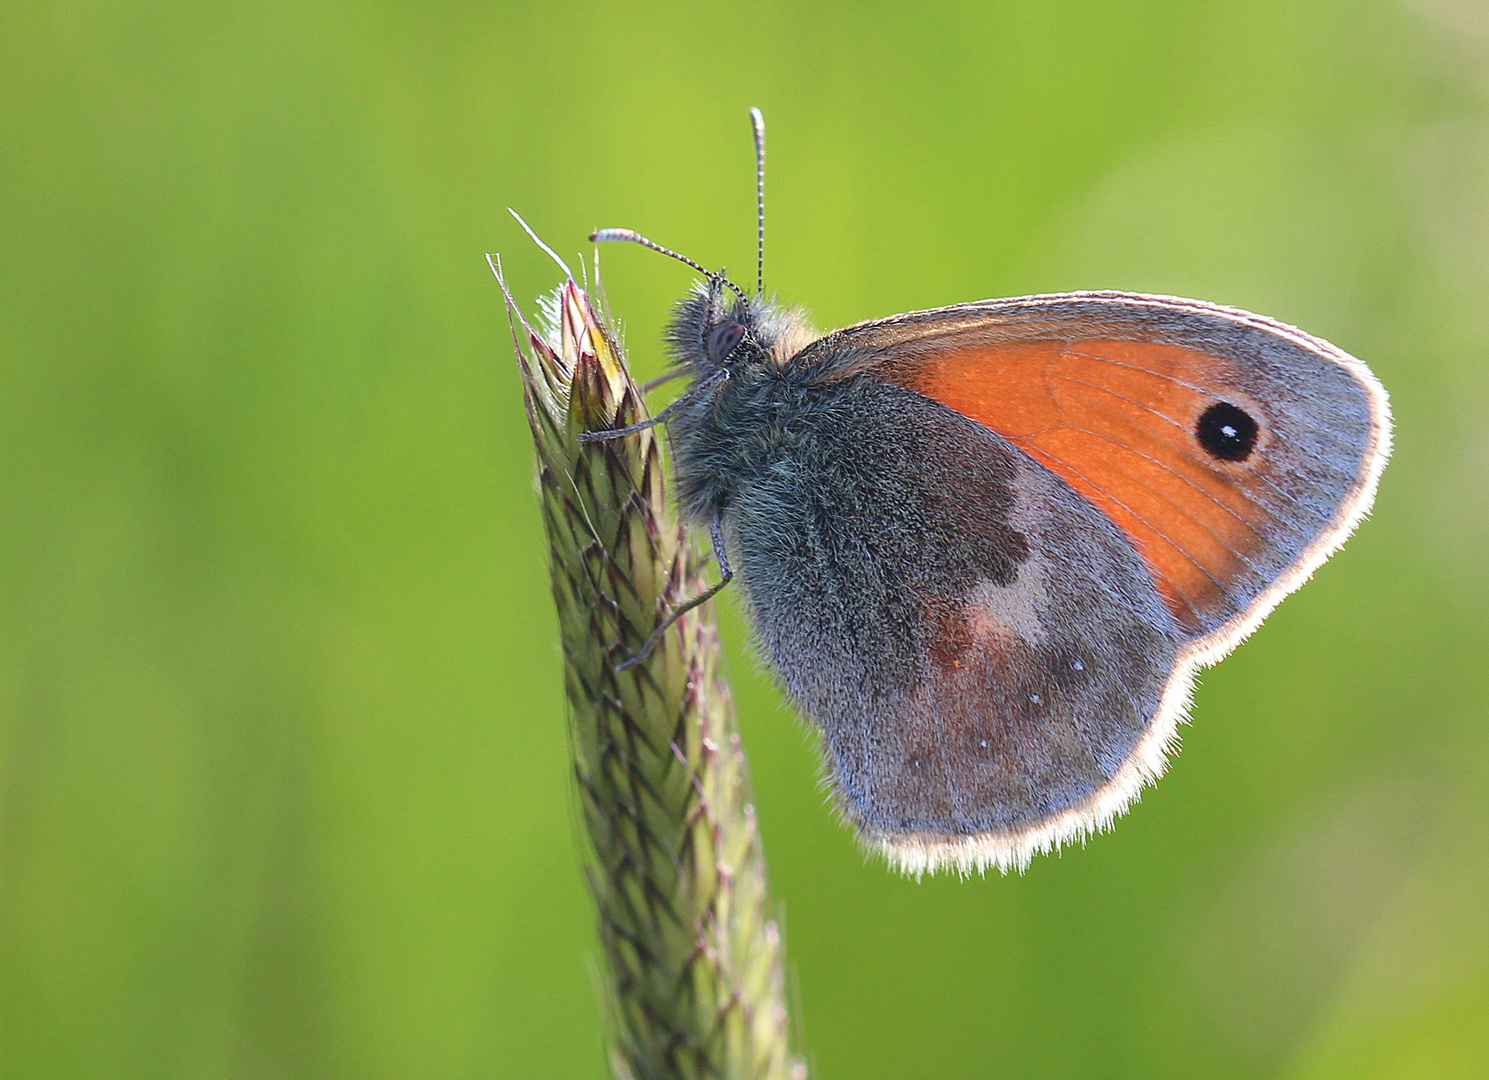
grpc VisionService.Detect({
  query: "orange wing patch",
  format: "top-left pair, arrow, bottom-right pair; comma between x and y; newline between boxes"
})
898,339 -> 1271,634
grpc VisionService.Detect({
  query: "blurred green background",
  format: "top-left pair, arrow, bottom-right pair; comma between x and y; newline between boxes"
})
3,0 -> 1487,1077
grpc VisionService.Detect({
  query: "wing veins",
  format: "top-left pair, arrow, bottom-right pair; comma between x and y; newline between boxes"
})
1044,370 -> 1266,535
1028,446 -> 1240,619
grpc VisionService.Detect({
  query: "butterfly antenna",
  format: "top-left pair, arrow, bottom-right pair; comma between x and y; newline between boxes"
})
750,107 -> 766,298
590,227 -> 749,305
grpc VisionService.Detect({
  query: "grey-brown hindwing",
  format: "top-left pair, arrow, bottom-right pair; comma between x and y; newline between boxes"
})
712,376 -> 1183,848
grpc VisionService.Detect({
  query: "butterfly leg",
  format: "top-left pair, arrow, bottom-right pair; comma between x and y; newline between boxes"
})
579,368 -> 726,442
616,512 -> 733,671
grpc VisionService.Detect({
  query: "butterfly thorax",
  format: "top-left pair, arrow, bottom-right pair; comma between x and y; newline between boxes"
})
664,283 -> 821,524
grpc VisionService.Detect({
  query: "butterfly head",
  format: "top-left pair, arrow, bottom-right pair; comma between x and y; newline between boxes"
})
667,278 -> 815,377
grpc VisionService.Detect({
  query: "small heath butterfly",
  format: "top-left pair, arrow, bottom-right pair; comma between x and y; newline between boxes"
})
585,110 -> 1391,874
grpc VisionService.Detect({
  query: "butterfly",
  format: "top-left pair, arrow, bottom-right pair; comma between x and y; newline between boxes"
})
583,110 -> 1391,874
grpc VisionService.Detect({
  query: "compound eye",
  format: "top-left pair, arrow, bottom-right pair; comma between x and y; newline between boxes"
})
706,320 -> 745,361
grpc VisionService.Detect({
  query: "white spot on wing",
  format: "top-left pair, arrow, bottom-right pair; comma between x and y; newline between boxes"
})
963,567 -> 1050,646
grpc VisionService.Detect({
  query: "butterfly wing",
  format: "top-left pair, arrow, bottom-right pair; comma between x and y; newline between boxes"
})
796,291 -> 1391,659
751,292 -> 1388,873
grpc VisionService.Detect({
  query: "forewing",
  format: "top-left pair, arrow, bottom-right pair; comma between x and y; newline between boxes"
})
795,292 -> 1391,657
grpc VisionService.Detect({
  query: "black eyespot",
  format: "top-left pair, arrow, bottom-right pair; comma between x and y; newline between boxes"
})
1196,401 -> 1259,462
706,320 -> 745,361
